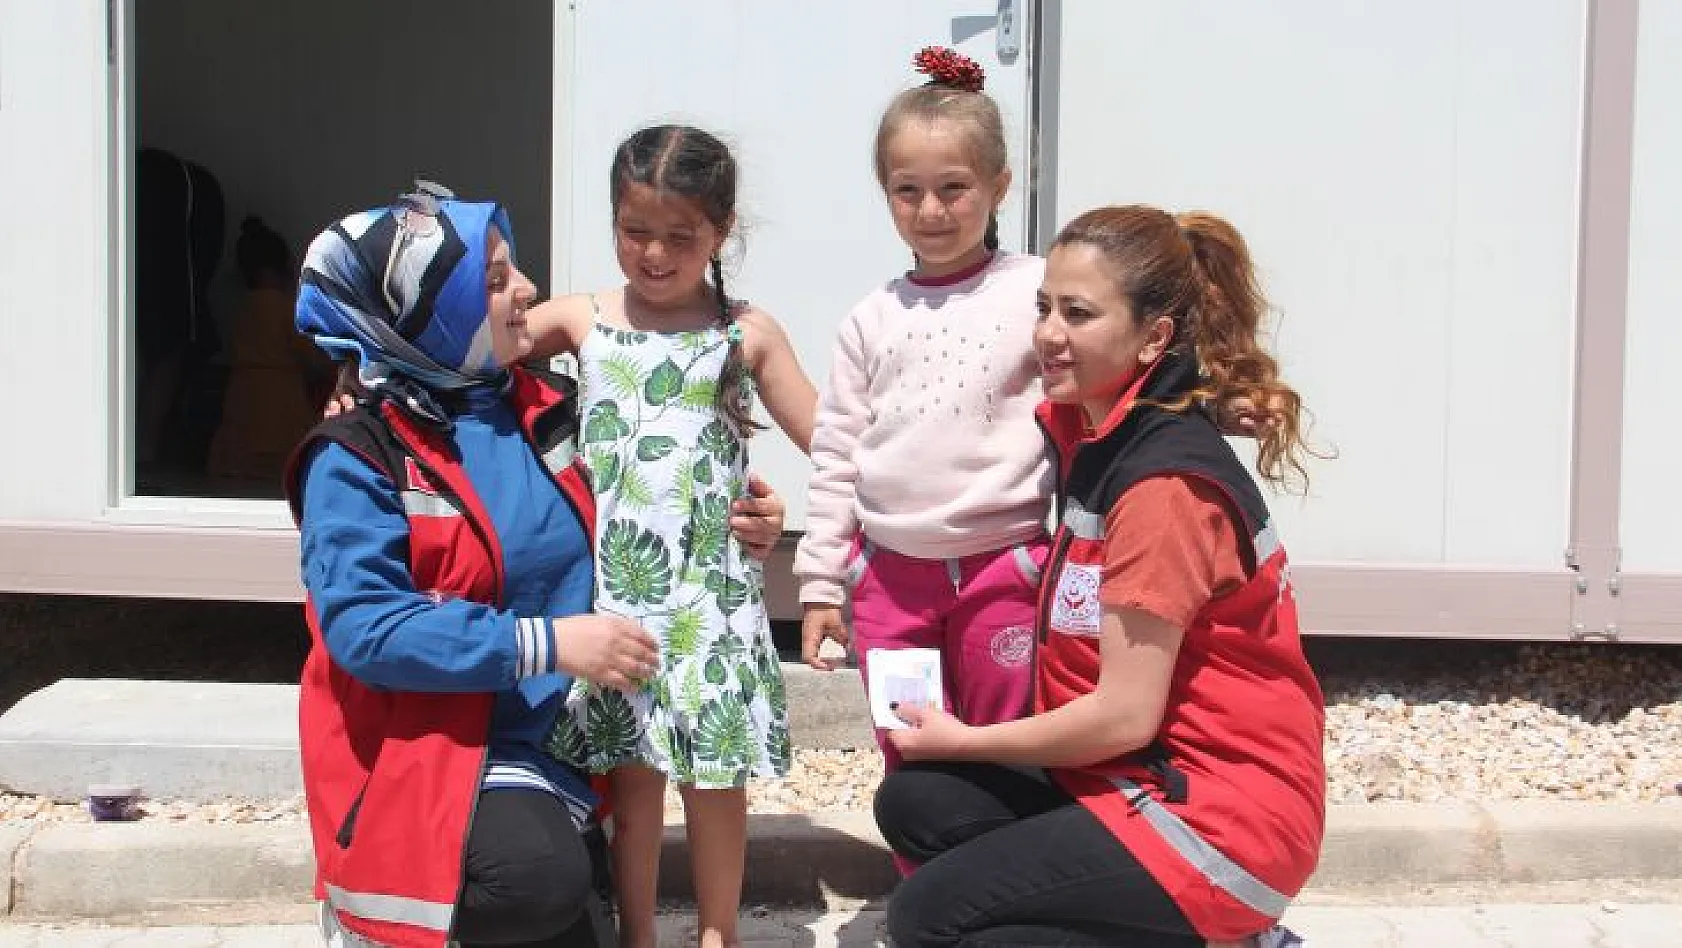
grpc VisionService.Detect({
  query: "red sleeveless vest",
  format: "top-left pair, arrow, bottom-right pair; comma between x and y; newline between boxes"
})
284,367 -> 594,948
1032,355 -> 1326,941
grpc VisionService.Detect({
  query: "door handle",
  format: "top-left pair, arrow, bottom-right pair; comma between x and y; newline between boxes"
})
996,0 -> 1022,62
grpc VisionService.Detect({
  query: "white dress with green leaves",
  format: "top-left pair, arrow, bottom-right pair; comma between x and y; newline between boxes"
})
547,320 -> 791,789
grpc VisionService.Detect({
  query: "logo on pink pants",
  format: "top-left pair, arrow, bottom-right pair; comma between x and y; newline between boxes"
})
990,625 -> 1034,668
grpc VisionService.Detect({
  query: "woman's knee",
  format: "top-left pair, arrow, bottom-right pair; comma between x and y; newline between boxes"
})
475,844 -> 594,940
873,765 -> 963,862
884,860 -> 964,948
457,792 -> 598,943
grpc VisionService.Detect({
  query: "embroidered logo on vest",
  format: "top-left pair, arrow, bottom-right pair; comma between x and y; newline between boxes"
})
1050,563 -> 1102,636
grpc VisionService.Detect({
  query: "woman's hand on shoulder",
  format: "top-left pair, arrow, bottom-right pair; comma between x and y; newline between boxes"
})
524,293 -> 595,360
735,305 -> 817,453
322,361 -> 364,419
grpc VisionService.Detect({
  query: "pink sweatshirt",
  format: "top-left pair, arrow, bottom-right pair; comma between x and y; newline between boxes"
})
796,252 -> 1054,606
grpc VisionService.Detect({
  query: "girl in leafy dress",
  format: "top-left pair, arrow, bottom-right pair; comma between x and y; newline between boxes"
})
529,126 -> 817,948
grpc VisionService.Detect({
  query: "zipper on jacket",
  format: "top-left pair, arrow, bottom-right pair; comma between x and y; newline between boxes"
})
1031,413 -> 1072,649
1028,413 -> 1070,715
1027,528 -> 1074,717
1034,530 -> 1076,645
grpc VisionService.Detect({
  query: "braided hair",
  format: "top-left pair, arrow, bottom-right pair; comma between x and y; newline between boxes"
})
610,125 -> 761,435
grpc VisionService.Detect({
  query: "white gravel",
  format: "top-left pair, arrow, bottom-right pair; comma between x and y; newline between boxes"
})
1323,645 -> 1682,804
4,644 -> 1679,823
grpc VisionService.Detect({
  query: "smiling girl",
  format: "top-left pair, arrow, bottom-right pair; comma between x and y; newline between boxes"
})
794,48 -> 1052,813
526,126 -> 815,948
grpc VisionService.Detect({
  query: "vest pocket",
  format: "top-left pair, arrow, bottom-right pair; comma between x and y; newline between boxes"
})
335,777 -> 371,849
1008,539 -> 1050,588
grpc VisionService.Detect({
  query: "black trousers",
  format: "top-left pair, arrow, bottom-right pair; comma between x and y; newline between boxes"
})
454,789 -> 613,948
874,762 -> 1205,948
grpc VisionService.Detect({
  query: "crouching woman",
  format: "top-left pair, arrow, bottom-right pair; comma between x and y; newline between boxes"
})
286,189 -> 786,948
874,205 -> 1325,948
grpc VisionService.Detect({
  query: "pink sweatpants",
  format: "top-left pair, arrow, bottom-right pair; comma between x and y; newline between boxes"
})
845,534 -> 1049,776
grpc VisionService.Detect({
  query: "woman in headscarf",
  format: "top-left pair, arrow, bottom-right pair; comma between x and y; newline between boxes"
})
285,185 -> 786,948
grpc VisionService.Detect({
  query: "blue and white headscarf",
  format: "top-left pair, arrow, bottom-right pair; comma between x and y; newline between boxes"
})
296,183 -> 516,426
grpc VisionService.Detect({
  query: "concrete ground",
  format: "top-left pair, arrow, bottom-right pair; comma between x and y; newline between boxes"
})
3,900 -> 1682,948
10,809 -> 1682,919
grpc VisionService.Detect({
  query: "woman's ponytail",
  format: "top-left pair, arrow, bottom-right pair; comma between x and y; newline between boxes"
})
1052,205 -> 1316,492
1177,212 -> 1310,490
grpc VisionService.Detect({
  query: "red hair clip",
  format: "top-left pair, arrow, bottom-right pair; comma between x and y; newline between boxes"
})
913,46 -> 985,93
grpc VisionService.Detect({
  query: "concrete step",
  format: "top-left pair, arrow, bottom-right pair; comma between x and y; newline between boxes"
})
6,805 -> 1682,918
0,667 -> 872,802
0,681 -> 300,802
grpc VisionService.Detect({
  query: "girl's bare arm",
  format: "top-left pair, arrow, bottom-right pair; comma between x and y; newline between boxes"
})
524,294 -> 596,361
739,305 -> 818,454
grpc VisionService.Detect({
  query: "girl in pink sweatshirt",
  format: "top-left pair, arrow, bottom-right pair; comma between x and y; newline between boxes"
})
798,46 -> 1270,810
795,48 -> 1051,788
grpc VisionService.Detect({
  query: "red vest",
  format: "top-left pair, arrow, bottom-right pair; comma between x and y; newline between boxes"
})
284,367 -> 594,948
1033,355 -> 1326,942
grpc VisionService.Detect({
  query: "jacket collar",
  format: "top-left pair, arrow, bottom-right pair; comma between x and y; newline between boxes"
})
1035,343 -> 1202,456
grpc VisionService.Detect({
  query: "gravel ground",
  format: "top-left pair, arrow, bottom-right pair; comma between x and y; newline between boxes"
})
1323,642 -> 1682,804
2,594 -> 1680,822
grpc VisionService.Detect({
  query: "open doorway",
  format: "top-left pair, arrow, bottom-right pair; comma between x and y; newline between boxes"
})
130,1 -> 555,499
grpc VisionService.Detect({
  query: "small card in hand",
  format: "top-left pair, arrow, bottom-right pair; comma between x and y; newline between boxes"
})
866,648 -> 944,730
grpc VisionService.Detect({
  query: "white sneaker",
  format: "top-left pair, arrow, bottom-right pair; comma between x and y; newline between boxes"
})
1251,924 -> 1305,948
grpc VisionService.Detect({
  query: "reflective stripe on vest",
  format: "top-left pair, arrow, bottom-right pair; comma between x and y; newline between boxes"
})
1254,519 -> 1281,564
1112,777 -> 1290,919
325,883 -> 454,933
1073,497 -> 1282,569
400,490 -> 460,519
1012,544 -> 1042,585
1063,497 -> 1104,540
541,437 -> 577,475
